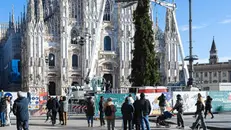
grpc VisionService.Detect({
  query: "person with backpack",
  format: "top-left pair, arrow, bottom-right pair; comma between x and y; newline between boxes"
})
121,97 -> 134,130
0,95 -> 7,127
104,98 -> 116,130
171,94 -> 184,129
158,93 -> 166,114
204,96 -> 214,119
99,96 -> 105,126
85,97 -> 95,127
190,93 -> 207,130
139,93 -> 151,130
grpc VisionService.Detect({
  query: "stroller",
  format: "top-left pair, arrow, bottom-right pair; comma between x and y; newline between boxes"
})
156,111 -> 174,128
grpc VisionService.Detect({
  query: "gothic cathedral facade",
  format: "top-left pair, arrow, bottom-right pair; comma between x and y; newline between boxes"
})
21,0 -> 179,95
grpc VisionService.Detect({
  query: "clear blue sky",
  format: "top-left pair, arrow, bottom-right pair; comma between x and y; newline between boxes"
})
153,0 -> 231,63
0,0 -> 231,63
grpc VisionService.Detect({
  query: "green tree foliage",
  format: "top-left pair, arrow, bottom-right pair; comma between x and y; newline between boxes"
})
130,0 -> 160,87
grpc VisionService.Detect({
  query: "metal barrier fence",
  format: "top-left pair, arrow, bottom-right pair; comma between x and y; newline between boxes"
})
68,104 -> 86,118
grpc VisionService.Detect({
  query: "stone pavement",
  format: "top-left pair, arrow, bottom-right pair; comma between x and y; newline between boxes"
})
0,115 -> 189,130
1,113 -> 231,130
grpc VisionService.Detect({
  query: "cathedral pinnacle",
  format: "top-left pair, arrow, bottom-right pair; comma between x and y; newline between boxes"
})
27,0 -> 35,23
37,0 -> 44,22
12,5 -> 15,26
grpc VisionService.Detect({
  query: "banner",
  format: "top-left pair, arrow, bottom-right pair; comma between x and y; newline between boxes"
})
136,92 -> 172,115
95,94 -> 134,117
208,91 -> 231,112
29,92 -> 48,116
172,91 -> 207,113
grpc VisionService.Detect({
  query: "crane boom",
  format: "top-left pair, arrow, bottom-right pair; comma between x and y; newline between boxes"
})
86,0 -> 107,82
152,0 -> 189,85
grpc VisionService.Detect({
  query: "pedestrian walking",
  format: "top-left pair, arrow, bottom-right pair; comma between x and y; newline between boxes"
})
193,93 -> 204,118
190,93 -> 207,130
104,98 -> 116,130
139,93 -> 151,130
158,93 -> 166,114
133,96 -> 141,130
121,97 -> 134,130
13,91 -> 29,130
61,96 -> 68,125
99,96 -> 105,126
45,96 -> 53,122
0,95 -> 7,127
204,96 -> 214,119
85,97 -> 95,127
51,97 -> 60,125
172,94 -> 184,129
58,96 -> 63,124
6,95 -> 12,126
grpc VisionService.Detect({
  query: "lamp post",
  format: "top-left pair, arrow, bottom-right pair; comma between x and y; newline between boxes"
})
184,0 -> 198,88
78,36 -> 85,87
45,55 -> 49,94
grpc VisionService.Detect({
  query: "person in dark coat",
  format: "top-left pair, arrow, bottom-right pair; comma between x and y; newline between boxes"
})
121,97 -> 134,130
58,96 -> 63,124
13,91 -> 29,130
190,93 -> 207,130
158,93 -> 166,114
51,97 -> 60,125
204,96 -> 214,119
86,97 -> 95,127
139,93 -> 151,130
171,94 -> 184,129
99,96 -> 105,126
0,95 -> 7,127
133,96 -> 141,130
45,96 -> 53,122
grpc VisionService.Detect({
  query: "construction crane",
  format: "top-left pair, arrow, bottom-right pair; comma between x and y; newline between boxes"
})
85,0 -> 189,88
115,0 -> 189,85
84,0 -> 107,86
152,0 -> 189,85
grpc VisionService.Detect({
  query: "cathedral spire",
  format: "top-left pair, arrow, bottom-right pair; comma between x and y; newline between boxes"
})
9,12 -> 11,28
12,5 -> 15,26
27,0 -> 35,23
209,36 -> 218,64
18,16 -> 20,33
37,0 -> 44,22
23,5 -> 26,23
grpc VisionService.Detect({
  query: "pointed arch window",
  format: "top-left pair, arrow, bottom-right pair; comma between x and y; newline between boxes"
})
103,0 -> 111,21
104,36 -> 112,51
72,54 -> 78,67
49,53 -> 55,66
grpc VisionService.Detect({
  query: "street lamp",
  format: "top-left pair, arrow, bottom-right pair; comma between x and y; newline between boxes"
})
72,35 -> 86,87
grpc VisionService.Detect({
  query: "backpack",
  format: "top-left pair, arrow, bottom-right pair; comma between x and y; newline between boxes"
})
105,106 -> 112,116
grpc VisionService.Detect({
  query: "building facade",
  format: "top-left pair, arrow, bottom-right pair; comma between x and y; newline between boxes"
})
17,0 -> 179,95
180,37 -> 231,90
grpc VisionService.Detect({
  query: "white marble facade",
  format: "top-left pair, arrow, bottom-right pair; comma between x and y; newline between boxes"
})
21,0 -> 179,95
21,0 -> 138,95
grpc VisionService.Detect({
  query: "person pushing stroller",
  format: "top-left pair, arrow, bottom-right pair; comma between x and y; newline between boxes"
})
171,94 -> 184,129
